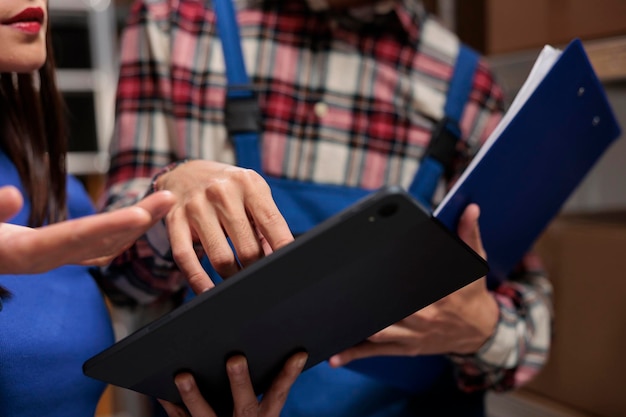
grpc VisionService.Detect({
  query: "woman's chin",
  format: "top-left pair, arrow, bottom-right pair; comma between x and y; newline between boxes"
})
0,56 -> 46,73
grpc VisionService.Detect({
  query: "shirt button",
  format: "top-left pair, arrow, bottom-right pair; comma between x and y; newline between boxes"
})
314,101 -> 329,118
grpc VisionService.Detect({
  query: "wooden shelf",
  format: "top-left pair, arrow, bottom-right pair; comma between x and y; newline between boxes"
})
584,36 -> 626,83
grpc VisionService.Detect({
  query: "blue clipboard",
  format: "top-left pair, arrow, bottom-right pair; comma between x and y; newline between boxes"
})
434,38 -> 621,284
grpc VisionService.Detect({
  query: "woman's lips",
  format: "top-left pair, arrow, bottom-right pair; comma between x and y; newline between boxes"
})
3,7 -> 44,34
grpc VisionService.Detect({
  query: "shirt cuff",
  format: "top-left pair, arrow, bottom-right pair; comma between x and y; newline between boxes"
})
476,307 -> 523,367
451,300 -> 519,370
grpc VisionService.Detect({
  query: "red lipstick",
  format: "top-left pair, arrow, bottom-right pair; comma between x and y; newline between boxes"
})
4,7 -> 45,34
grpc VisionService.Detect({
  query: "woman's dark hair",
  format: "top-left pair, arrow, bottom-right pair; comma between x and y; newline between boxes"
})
0,22 -> 68,298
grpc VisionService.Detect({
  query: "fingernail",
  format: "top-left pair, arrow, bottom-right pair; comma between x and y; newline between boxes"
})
155,205 -> 172,218
227,357 -> 246,375
328,355 -> 340,368
296,354 -> 308,369
175,374 -> 192,393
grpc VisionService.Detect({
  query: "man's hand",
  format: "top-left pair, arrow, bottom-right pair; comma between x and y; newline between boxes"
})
159,352 -> 307,417
329,203 -> 499,367
0,189 -> 176,274
154,160 -> 293,294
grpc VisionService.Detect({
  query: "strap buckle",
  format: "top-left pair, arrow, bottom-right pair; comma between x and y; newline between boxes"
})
423,116 -> 461,172
224,85 -> 261,135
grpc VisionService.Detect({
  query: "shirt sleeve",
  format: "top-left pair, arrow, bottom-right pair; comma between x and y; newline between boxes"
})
445,59 -> 554,392
96,0 -> 190,306
449,253 -> 553,392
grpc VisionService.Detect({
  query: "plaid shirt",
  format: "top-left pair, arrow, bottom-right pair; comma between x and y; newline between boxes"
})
100,0 -> 553,396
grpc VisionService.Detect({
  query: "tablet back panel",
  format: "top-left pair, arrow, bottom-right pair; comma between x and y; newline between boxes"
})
84,186 -> 488,415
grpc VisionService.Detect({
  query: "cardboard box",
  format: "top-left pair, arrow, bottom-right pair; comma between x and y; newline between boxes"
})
523,212 -> 626,417
456,0 -> 626,55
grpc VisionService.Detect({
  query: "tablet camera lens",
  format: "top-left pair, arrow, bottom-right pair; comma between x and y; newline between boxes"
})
377,203 -> 398,219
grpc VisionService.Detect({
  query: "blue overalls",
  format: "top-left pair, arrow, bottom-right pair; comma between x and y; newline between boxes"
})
207,0 -> 486,415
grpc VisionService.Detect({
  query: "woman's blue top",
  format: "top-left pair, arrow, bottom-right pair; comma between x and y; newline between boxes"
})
0,149 -> 114,417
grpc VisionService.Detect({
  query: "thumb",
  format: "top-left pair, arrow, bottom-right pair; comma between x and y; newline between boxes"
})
457,204 -> 486,260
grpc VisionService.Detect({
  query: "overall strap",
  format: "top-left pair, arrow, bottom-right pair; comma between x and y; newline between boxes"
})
214,0 -> 263,172
215,0 -> 478,212
408,45 -> 479,209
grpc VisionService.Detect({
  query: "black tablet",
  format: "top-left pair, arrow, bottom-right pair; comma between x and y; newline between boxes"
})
84,186 -> 488,414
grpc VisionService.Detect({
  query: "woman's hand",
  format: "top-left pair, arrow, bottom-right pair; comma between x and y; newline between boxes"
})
0,186 -> 23,223
0,189 -> 176,274
159,352 -> 307,417
329,204 -> 499,366
154,160 -> 294,294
